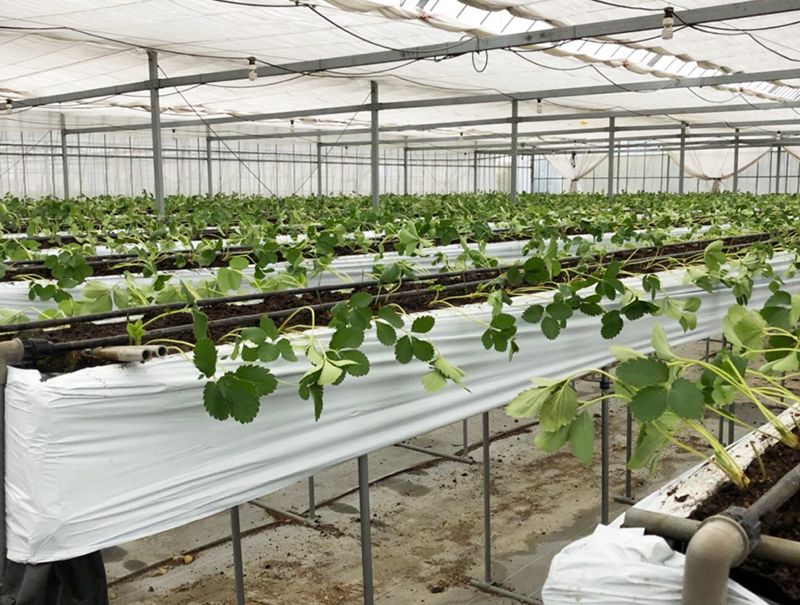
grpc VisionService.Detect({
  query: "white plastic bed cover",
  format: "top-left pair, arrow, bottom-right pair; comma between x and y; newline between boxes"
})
5,252 -> 798,563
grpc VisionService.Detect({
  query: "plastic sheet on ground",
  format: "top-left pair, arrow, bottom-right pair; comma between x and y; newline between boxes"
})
541,525 -> 767,605
6,254 -> 795,563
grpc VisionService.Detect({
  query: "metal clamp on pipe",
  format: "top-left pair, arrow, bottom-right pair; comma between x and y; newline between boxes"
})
90,345 -> 167,364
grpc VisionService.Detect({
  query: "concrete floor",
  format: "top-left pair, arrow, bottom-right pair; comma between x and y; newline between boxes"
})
108,338 -> 775,605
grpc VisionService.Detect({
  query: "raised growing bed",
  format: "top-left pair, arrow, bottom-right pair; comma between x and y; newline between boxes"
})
3,237 -> 796,564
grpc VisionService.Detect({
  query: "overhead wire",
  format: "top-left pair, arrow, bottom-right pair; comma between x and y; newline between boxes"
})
290,90 -> 373,195
157,65 -> 277,195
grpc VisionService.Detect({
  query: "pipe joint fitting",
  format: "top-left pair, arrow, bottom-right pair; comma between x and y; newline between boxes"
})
720,506 -> 761,558
700,513 -> 752,567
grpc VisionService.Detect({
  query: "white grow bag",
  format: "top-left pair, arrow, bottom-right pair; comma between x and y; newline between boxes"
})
6,253 -> 794,563
541,392 -> 800,604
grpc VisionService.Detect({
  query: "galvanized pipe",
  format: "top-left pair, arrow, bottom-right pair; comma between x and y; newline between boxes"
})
678,123 -> 687,195
607,117 -> 616,197
147,51 -> 165,215
370,81 -> 379,209
510,99 -> 519,204
357,455 -> 375,605
732,129 -> 740,193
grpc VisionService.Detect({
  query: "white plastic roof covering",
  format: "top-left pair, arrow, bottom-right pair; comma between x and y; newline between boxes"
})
1,0 -> 800,146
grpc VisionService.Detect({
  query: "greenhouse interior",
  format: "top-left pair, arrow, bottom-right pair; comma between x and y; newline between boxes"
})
4,1 -> 800,604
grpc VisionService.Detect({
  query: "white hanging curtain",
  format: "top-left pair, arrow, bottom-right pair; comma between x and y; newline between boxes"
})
666,147 -> 767,192
545,153 -> 605,192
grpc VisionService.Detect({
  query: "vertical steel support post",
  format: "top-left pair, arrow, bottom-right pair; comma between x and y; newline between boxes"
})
103,134 -> 110,195
462,419 -> 469,458
308,477 -> 317,523
607,118 -> 616,198
358,455 -> 375,605
529,153 -> 535,193
206,136 -> 213,199
472,150 -> 478,193
370,81 -> 379,209
48,131 -> 57,195
481,412 -> 492,583
510,100 -> 519,204
403,147 -> 409,195
60,115 -> 70,199
600,371 -> 611,524
775,141 -> 782,194
147,50 -> 165,215
230,506 -> 246,605
733,129 -> 740,193
678,123 -> 687,195
316,141 -> 323,197
19,133 -> 27,198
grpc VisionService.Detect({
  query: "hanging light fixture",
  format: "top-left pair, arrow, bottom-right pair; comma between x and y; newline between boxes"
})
662,7 -> 675,40
4,99 -> 12,113
536,99 -> 543,114
248,57 -> 258,82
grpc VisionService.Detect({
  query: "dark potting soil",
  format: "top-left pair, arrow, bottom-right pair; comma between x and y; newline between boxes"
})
689,427 -> 800,604
6,231 -> 770,375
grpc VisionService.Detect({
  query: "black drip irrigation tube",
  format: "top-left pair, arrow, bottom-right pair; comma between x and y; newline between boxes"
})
0,230 -> 772,336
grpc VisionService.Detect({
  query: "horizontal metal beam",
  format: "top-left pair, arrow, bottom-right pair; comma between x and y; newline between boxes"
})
430,135 -> 798,153
64,98 -> 800,137
325,125 -> 795,148
14,0 -> 799,111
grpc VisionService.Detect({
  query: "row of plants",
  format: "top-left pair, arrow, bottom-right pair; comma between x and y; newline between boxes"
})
3,191 -> 796,247
3,193 -> 786,322
8,227 -> 795,426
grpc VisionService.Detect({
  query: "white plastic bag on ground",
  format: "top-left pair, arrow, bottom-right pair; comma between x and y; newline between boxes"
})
542,525 -> 767,605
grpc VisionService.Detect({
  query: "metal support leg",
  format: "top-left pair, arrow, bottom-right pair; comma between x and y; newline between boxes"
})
230,506 -> 246,605
462,419 -> 469,458
308,476 -> 317,523
728,403 -> 736,446
615,406 -> 636,505
358,455 -> 375,605
147,50 -> 165,215
481,412 -> 491,584
471,412 -> 541,604
600,372 -> 611,524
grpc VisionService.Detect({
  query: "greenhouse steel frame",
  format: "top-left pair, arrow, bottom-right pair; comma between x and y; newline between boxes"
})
5,2 -> 800,604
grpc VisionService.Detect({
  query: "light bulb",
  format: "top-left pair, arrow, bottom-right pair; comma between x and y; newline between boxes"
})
248,57 -> 257,82
662,7 -> 674,40
171,128 -> 177,140
536,99 -> 543,114
4,99 -> 11,113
